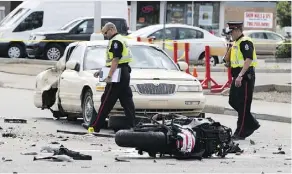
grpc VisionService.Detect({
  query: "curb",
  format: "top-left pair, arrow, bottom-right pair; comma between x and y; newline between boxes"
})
203,105 -> 291,124
265,58 -> 291,63
192,67 -> 291,73
0,58 -> 56,65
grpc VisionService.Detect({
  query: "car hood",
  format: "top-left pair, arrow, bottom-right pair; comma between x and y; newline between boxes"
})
86,69 -> 197,81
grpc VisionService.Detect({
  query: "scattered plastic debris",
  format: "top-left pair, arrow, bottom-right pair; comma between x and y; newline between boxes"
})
4,119 -> 27,124
115,157 -> 130,162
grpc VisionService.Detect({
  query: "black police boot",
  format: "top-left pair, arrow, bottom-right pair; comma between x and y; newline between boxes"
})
231,134 -> 245,141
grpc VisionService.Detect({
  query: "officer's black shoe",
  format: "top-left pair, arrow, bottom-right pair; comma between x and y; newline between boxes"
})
231,134 -> 246,141
82,123 -> 89,130
245,124 -> 261,138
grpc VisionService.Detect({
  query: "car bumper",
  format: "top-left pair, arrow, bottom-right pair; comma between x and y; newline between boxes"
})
26,42 -> 46,58
93,92 -> 206,117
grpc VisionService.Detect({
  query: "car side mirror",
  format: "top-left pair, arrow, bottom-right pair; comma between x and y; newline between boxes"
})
66,60 -> 80,71
76,28 -> 84,34
177,61 -> 188,71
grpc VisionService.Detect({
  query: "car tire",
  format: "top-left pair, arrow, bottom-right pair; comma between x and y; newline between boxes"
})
115,130 -> 167,150
82,89 -> 97,125
199,52 -> 218,67
108,115 -> 150,132
45,43 -> 64,61
7,43 -> 25,58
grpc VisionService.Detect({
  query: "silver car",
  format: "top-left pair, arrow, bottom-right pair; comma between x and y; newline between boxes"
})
243,30 -> 285,55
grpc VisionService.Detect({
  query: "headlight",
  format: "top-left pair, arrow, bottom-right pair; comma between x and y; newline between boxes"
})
177,85 -> 202,92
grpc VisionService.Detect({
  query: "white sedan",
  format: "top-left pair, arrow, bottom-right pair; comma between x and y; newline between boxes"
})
128,24 -> 226,66
33,40 -> 206,126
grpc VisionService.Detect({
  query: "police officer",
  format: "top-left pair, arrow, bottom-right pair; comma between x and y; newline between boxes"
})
82,22 -> 136,133
224,21 -> 260,140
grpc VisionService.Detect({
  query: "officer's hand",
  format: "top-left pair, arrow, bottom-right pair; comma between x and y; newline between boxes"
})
93,71 -> 100,78
235,76 -> 243,87
105,76 -> 112,84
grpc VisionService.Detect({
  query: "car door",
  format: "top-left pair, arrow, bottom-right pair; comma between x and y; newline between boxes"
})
265,32 -> 285,55
248,32 -> 268,55
176,27 -> 206,63
148,27 -> 177,60
65,19 -> 94,41
58,44 -> 87,113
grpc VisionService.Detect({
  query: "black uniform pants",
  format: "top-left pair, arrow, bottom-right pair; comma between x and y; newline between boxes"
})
229,75 -> 259,138
89,65 -> 135,130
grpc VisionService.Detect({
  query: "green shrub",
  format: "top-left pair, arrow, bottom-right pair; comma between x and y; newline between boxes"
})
275,40 -> 291,58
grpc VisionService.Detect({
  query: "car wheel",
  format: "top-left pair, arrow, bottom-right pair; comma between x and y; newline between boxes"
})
45,43 -> 64,61
82,89 -> 97,125
7,43 -> 25,58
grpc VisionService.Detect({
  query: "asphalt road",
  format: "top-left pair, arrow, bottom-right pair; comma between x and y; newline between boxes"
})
0,88 -> 291,173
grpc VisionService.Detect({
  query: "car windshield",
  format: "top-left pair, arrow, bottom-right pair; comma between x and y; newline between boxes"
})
0,8 -> 30,27
83,45 -> 178,71
60,19 -> 82,30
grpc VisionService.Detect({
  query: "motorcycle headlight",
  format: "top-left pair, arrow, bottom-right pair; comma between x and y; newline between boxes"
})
177,85 -> 202,92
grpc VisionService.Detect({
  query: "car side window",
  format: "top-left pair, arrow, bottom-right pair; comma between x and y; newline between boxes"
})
266,33 -> 283,41
149,28 -> 176,40
14,11 -> 44,32
250,32 -> 267,39
177,28 -> 204,39
75,19 -> 94,34
83,46 -> 107,70
68,45 -> 84,62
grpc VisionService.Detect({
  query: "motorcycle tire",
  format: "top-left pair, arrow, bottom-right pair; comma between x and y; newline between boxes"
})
115,130 -> 167,151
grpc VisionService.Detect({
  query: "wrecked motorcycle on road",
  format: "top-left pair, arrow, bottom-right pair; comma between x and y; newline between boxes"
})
115,113 -> 242,159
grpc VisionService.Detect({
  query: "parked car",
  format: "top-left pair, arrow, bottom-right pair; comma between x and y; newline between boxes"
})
33,40 -> 206,125
25,16 -> 129,60
243,30 -> 285,55
0,0 -> 129,58
128,24 -> 227,66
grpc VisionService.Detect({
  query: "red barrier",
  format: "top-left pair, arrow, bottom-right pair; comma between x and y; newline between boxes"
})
200,46 -> 222,89
173,42 -> 178,63
211,67 -> 232,93
184,43 -> 190,74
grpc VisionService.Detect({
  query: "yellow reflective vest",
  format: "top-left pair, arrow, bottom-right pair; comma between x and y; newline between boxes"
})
230,37 -> 257,68
106,34 -> 133,66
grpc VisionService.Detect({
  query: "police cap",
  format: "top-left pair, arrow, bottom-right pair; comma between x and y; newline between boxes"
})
225,21 -> 243,34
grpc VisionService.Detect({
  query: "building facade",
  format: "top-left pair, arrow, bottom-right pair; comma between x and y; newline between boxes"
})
129,1 -> 277,36
0,1 -> 22,21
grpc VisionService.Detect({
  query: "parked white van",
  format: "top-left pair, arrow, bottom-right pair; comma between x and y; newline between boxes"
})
0,0 -> 128,58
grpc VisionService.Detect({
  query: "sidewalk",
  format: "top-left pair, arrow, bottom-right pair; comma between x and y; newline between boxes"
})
204,95 -> 291,123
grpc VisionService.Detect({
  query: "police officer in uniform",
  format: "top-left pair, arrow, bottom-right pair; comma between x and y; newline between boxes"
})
224,21 -> 260,140
82,22 -> 136,133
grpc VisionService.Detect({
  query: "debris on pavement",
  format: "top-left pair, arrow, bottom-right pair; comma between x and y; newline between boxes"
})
50,141 -> 60,144
33,155 -> 73,162
2,157 -> 13,162
2,133 -> 17,138
4,118 -> 27,124
115,157 -> 130,162
21,152 -> 38,155
40,145 -> 92,160
0,126 -> 2,130
273,151 -> 285,155
56,129 -> 115,138
61,138 -> 69,141
30,144 -> 36,147
90,143 -> 103,146
250,139 -> 255,145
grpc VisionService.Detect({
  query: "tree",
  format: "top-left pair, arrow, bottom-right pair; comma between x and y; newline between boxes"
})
277,1 -> 291,27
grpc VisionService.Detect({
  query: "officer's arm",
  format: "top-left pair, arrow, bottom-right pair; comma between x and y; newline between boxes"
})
238,40 -> 254,77
108,40 -> 123,77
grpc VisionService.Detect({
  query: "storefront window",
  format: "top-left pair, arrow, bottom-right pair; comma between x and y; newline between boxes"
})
136,1 -> 160,30
166,2 -> 193,25
193,2 -> 220,36
166,1 -> 220,36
